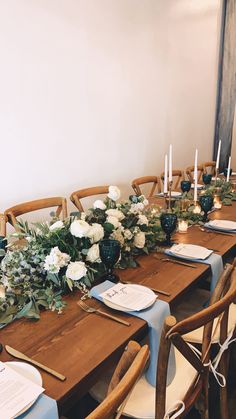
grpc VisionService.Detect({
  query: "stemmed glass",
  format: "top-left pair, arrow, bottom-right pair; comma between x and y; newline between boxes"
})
160,212 -> 177,246
180,181 -> 191,193
223,168 -> 232,178
99,239 -> 121,283
199,195 -> 213,222
202,174 -> 212,185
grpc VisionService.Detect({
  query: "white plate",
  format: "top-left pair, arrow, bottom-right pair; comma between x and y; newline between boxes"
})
157,191 -> 182,197
5,361 -> 42,418
168,244 -> 212,261
103,284 -> 156,312
191,183 -> 203,189
206,220 -> 236,232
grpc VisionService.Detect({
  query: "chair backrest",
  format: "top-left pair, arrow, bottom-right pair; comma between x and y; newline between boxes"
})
155,263 -> 236,418
185,164 -> 204,183
5,197 -> 67,231
131,176 -> 161,197
0,213 -> 6,237
70,186 -> 109,212
160,170 -> 184,191
86,341 -> 149,419
203,161 -> 216,175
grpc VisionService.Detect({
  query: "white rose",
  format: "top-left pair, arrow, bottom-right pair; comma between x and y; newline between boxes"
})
49,220 -> 64,231
129,203 -> 144,214
0,285 -> 5,300
143,199 -> 149,206
106,215 -> 120,229
81,212 -> 86,221
108,186 -> 121,201
44,247 -> 71,273
137,215 -> 149,226
106,209 -> 125,221
134,231 -> 145,249
93,200 -> 106,210
86,244 -> 101,263
111,228 -> 125,246
66,261 -> 87,281
88,223 -> 104,243
124,229 -> 133,240
70,220 -> 91,238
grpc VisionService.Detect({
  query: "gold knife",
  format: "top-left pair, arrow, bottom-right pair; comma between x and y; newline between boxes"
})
5,345 -> 66,381
159,257 -> 197,268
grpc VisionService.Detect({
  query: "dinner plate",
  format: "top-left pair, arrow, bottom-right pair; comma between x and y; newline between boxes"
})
205,220 -> 236,232
157,191 -> 182,198
191,183 -> 203,189
167,244 -> 212,261
103,284 -> 156,312
5,361 -> 42,418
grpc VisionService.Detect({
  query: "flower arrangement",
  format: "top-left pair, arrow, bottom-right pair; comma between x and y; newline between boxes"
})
0,187 -> 164,326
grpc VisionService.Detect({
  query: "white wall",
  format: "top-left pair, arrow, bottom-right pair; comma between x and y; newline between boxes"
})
0,0 -> 222,214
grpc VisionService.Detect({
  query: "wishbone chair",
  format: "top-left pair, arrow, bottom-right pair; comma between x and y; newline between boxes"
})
0,213 -> 7,237
86,341 -> 149,419
90,267 -> 236,419
185,164 -> 205,184
202,161 -> 216,176
160,169 -> 184,191
70,186 -> 109,212
131,176 -> 161,197
5,197 -> 67,232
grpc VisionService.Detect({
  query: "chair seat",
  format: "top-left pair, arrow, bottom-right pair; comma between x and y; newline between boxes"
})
90,346 -> 198,419
183,302 -> 236,344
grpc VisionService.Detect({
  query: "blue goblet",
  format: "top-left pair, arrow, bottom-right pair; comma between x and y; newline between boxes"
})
160,212 -> 177,246
99,239 -> 121,283
223,168 -> 232,178
199,195 -> 213,222
180,180 -> 191,193
202,174 -> 212,185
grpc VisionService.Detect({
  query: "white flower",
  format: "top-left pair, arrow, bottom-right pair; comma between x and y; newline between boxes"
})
70,220 -> 91,238
143,198 -> 149,206
93,200 -> 106,210
86,244 -> 100,263
111,228 -> 125,246
81,212 -> 86,221
129,203 -> 144,214
44,247 -> 70,273
88,223 -> 104,243
66,261 -> 87,281
134,231 -> 145,249
108,186 -> 121,201
106,209 -> 125,221
106,215 -> 121,229
49,220 -> 64,231
124,229 -> 133,240
0,285 -> 5,300
137,214 -> 149,226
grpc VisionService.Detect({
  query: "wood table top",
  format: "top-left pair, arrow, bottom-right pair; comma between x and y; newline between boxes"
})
0,201 -> 235,414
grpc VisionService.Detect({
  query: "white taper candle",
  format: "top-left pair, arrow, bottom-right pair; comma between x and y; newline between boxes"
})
169,144 -> 172,183
216,140 -> 221,170
164,154 -> 168,194
226,156 -> 231,182
194,149 -> 198,202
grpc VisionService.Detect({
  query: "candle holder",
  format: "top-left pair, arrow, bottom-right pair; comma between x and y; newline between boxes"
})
193,201 -> 201,214
215,168 -> 219,185
213,194 -> 222,210
168,180 -> 173,211
178,219 -> 188,233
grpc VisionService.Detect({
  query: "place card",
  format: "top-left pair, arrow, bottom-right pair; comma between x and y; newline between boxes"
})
99,283 -> 155,311
0,361 -> 44,419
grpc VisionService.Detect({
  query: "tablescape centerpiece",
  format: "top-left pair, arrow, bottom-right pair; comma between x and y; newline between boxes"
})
0,187 -> 166,326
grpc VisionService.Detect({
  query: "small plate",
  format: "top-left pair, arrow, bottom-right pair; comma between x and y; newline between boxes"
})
5,361 -> 42,418
167,244 -> 212,261
103,284 -> 156,312
206,220 -> 236,232
157,191 -> 182,197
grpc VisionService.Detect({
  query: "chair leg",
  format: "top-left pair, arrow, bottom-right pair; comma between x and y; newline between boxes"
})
219,353 -> 229,419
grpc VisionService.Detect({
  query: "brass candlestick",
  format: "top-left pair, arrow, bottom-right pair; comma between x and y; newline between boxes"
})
215,168 -> 219,185
168,180 -> 173,212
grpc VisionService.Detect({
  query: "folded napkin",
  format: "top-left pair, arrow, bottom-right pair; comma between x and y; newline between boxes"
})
90,281 -> 176,387
18,394 -> 58,419
205,220 -> 236,233
165,249 -> 223,294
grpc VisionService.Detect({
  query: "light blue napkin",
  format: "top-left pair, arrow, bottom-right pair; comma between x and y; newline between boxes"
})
90,280 -> 176,387
18,394 -> 59,419
204,222 -> 236,233
165,249 -> 223,293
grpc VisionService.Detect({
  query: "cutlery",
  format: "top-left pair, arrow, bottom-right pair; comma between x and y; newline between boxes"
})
199,227 -> 235,237
77,300 -> 130,326
5,345 -> 66,381
156,256 -> 197,269
120,280 -> 171,297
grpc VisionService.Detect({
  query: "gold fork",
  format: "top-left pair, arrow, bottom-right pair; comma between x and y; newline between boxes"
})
77,300 -> 130,326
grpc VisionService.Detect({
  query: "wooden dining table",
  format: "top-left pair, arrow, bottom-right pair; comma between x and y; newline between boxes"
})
0,201 -> 235,416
